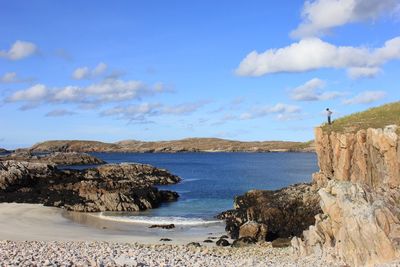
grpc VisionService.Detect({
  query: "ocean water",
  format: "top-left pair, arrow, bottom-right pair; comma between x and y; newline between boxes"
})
85,152 -> 318,226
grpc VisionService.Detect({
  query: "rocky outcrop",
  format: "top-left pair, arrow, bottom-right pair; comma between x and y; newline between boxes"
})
217,183 -> 321,241
0,148 -> 9,154
0,151 -> 105,166
292,125 -> 400,266
30,138 -> 315,153
0,160 -> 180,212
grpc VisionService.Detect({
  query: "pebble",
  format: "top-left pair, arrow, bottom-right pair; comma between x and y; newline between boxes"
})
0,240 -> 349,266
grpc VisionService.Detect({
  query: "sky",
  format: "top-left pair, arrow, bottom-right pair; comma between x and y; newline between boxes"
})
1,0 -> 400,149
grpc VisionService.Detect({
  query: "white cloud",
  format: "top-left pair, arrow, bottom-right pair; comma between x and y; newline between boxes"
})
6,79 -> 165,107
72,67 -> 90,80
72,62 -> 108,80
239,103 -> 302,121
290,78 -> 344,101
291,0 -> 399,38
0,72 -> 18,83
235,37 -> 400,77
347,67 -> 381,79
343,90 -> 386,104
0,72 -> 33,84
101,101 -> 207,122
92,62 -> 107,75
8,84 -> 48,102
162,101 -> 208,115
0,40 -> 37,60
45,109 -> 76,117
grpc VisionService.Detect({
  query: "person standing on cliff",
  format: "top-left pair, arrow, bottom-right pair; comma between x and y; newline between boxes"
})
326,108 -> 333,125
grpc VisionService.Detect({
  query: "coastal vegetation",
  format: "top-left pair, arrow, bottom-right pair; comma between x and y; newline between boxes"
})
322,101 -> 400,133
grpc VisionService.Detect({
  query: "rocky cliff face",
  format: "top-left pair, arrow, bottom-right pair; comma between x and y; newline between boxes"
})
0,161 -> 180,212
292,125 -> 400,266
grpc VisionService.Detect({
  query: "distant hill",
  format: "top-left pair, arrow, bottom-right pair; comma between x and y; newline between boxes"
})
30,138 -> 315,153
322,101 -> 400,133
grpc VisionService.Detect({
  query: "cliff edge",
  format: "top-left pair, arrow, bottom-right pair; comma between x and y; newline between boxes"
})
292,121 -> 400,266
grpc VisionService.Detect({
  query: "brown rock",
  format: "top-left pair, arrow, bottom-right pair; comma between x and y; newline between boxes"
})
239,221 -> 268,241
0,160 -> 180,212
294,125 -> 400,267
218,183 -> 321,241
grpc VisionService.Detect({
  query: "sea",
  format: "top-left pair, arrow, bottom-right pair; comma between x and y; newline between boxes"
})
69,152 -> 318,227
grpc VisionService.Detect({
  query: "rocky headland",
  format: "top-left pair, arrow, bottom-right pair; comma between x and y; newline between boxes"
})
0,160 -> 180,212
0,151 -> 105,165
220,102 -> 400,266
29,138 -> 315,153
292,124 -> 400,266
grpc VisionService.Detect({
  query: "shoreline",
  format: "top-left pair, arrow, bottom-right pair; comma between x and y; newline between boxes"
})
0,203 -> 226,245
0,203 -> 344,266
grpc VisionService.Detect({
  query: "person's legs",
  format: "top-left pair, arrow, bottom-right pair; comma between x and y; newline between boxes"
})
328,116 -> 331,124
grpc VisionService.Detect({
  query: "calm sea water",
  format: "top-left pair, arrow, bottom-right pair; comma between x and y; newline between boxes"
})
86,152 -> 318,225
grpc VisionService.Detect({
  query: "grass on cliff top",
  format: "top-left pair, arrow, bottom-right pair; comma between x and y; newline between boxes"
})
322,101 -> 400,133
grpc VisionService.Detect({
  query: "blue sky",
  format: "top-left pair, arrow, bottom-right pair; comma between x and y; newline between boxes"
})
1,0 -> 400,148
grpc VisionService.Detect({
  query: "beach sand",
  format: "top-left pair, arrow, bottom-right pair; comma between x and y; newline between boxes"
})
0,203 -> 347,266
0,203 -> 226,244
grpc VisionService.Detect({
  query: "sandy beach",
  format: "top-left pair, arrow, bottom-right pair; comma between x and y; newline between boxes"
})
0,203 -> 348,266
0,203 -> 226,244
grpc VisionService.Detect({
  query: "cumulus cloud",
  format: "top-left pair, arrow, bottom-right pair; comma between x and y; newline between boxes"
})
0,40 -> 37,60
291,0 -> 399,38
290,78 -> 344,101
72,62 -> 108,80
235,37 -> 400,77
343,90 -> 386,104
101,101 -> 208,122
7,84 -> 48,102
6,78 -> 167,107
45,109 -> 76,117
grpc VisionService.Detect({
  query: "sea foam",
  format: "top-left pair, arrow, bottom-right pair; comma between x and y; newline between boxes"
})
96,213 -> 221,226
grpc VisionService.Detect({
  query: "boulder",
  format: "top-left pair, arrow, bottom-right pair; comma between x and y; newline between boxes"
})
271,238 -> 291,248
239,221 -> 268,241
216,239 -> 230,247
231,237 -> 257,247
149,224 -> 175,229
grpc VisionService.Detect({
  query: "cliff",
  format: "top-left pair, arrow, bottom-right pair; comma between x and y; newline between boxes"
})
29,138 -> 315,153
292,124 -> 400,266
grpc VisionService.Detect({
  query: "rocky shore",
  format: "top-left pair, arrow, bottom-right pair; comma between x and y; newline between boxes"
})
29,138 -> 315,153
0,160 -> 180,212
218,183 -> 321,243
